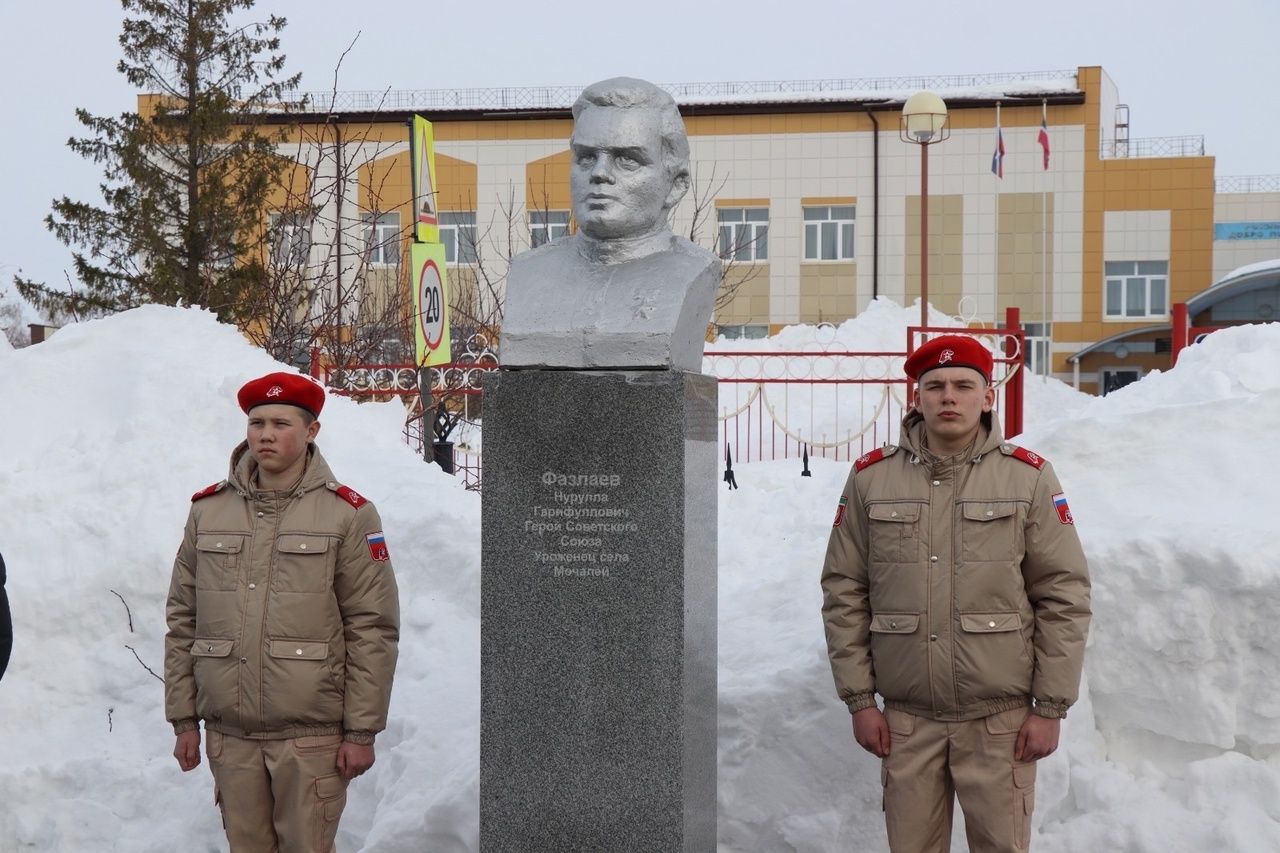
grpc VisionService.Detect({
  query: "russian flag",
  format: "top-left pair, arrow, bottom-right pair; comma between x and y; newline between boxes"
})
366,531 -> 390,561
1038,102 -> 1051,170
991,125 -> 1005,179
1052,492 -> 1072,525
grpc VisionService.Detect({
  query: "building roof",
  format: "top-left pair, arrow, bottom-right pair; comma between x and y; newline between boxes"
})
1187,258 -> 1280,314
279,69 -> 1082,120
1068,324 -> 1171,362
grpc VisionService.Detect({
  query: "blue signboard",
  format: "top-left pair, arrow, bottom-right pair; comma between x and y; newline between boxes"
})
1215,221 -> 1280,241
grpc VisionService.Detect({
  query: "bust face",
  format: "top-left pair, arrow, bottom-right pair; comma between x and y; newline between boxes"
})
570,106 -> 676,241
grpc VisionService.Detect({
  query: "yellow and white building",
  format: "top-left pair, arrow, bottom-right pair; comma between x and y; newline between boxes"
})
231,65 -> 1280,395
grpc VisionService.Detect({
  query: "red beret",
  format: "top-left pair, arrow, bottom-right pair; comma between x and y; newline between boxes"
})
237,372 -> 326,417
904,335 -> 994,382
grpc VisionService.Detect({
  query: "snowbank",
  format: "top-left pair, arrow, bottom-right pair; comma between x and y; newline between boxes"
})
2,305 -> 1278,851
717,322 -> 1280,852
0,307 -> 480,852
1015,324 -> 1280,851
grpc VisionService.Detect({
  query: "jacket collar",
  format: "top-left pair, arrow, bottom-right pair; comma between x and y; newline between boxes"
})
227,442 -> 336,498
899,410 -> 1005,466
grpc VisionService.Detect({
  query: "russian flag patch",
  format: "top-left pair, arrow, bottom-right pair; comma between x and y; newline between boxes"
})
366,531 -> 390,562
1052,492 -> 1073,525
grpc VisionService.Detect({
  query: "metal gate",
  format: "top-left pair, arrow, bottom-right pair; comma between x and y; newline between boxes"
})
314,313 -> 1026,490
708,315 -> 1026,471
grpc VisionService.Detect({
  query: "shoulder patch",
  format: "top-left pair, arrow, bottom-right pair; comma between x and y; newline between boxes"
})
854,445 -> 898,473
1002,444 -> 1047,470
832,495 -> 849,528
330,483 -> 368,509
191,481 -> 227,502
366,531 -> 390,561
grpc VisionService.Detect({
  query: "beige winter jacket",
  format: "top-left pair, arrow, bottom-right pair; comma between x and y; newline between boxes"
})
164,443 -> 400,743
821,413 -> 1090,721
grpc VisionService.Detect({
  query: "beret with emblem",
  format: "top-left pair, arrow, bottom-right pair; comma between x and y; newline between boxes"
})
237,371 -> 327,417
904,335 -> 994,383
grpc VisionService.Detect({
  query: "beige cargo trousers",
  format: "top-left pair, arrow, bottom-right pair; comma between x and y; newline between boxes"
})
881,706 -> 1036,853
206,730 -> 348,853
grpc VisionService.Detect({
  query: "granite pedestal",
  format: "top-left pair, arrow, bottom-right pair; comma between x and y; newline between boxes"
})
480,369 -> 717,852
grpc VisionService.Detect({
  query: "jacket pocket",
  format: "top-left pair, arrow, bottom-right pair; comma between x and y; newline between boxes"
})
867,502 -> 922,563
954,612 -> 1032,704
960,501 -> 1021,563
190,638 -> 237,724
195,534 -> 244,591
262,638 -> 343,728
274,534 -> 335,594
868,612 -> 926,704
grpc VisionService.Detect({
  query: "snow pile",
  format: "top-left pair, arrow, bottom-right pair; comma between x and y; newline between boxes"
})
1015,324 -> 1280,850
716,321 -> 1280,852
708,298 -> 966,355
2,305 -> 1278,851
0,307 -> 480,852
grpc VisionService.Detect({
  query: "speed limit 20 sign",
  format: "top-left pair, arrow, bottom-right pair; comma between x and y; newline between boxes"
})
411,241 -> 451,367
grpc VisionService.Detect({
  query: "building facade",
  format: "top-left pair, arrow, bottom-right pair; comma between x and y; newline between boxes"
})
231,65 -> 1280,394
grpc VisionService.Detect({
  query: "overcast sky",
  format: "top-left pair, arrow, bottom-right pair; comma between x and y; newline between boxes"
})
2,0 -> 1278,310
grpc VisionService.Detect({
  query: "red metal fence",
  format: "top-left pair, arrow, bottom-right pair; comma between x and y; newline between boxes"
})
1171,302 -> 1220,366
313,312 -> 1026,490
709,310 -> 1025,470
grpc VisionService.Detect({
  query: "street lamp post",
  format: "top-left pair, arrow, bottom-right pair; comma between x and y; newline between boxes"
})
901,91 -> 950,331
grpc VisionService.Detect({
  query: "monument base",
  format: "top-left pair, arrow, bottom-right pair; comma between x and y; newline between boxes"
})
481,369 -> 717,852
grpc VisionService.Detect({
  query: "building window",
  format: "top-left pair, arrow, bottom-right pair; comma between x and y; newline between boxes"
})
362,212 -> 401,266
718,208 -> 769,262
269,212 -> 312,267
1023,322 -> 1052,377
1101,367 -> 1141,395
716,323 -> 769,340
530,210 -> 571,247
440,211 -> 478,264
803,205 -> 855,261
1104,261 -> 1168,318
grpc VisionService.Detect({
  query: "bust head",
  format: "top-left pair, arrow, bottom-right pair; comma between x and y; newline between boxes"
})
569,78 -> 691,242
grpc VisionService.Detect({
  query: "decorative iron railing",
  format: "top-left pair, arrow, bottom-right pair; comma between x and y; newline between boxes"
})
289,69 -> 1077,114
1099,136 -> 1205,159
311,320 -> 1028,491
1216,174 -> 1280,193
708,322 -> 1026,469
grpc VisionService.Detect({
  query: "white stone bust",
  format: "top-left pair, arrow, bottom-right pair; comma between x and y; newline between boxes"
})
500,77 -> 720,371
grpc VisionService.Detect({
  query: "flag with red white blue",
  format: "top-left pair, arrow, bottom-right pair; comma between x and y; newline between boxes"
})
1038,102 -> 1051,170
1052,492 -> 1072,525
366,531 -> 390,561
991,125 -> 1005,179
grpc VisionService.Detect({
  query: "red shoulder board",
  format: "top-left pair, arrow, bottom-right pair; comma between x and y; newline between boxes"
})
854,448 -> 887,472
1005,444 -> 1047,470
191,481 -> 227,502
334,484 -> 368,509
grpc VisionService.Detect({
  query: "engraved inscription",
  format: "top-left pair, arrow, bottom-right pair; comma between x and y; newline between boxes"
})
529,470 -> 635,578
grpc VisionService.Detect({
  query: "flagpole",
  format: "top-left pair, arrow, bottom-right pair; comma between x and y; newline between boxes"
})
1050,123 -> 1059,383
994,101 -> 1001,327
1041,98 -> 1048,379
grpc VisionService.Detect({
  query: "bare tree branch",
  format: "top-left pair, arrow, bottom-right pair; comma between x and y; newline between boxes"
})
110,589 -> 134,633
125,645 -> 164,683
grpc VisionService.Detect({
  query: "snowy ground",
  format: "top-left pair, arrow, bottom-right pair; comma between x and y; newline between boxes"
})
1,305 -> 1278,851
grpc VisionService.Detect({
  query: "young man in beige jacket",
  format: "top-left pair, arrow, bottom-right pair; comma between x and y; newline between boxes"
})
165,372 -> 400,852
821,336 -> 1091,852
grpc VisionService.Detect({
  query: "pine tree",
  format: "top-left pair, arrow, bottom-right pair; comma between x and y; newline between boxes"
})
17,0 -> 299,322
